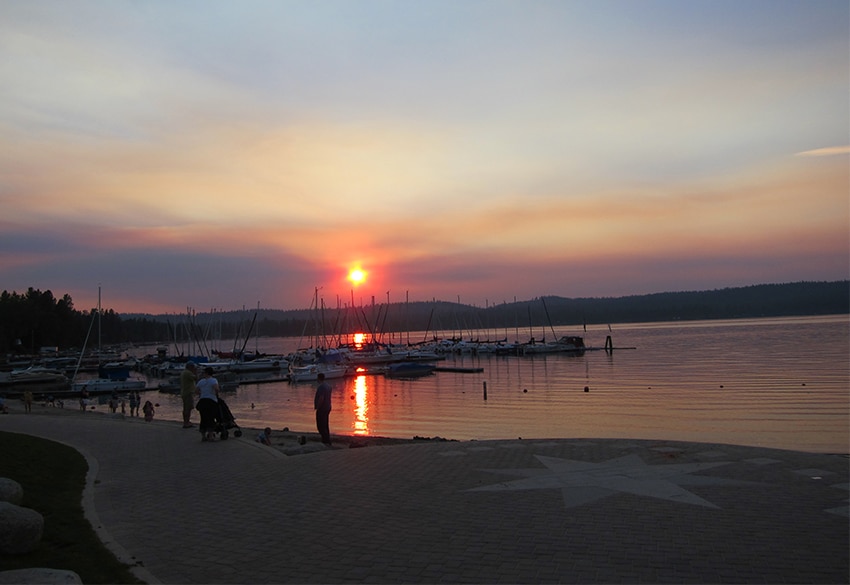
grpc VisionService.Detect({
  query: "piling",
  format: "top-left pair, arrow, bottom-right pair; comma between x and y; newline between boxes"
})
483,381 -> 487,401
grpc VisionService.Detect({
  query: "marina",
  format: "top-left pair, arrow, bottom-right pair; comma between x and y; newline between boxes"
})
3,314 -> 847,454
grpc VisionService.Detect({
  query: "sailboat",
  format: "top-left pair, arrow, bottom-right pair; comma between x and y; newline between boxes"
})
287,287 -> 348,382
71,286 -> 147,395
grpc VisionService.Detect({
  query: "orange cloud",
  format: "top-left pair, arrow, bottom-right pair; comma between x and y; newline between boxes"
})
795,146 -> 850,157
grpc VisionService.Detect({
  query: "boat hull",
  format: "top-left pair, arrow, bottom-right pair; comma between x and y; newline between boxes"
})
72,379 -> 146,394
288,363 -> 348,383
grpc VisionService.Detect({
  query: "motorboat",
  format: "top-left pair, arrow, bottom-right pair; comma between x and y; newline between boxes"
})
0,367 -> 71,395
288,362 -> 348,383
71,377 -> 146,395
385,362 -> 436,379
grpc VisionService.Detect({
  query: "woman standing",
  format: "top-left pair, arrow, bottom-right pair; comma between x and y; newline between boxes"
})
195,367 -> 220,441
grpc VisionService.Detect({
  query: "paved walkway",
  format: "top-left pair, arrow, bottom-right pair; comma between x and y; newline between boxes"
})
2,410 -> 848,584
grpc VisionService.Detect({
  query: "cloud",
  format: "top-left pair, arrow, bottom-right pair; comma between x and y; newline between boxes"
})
795,146 -> 850,157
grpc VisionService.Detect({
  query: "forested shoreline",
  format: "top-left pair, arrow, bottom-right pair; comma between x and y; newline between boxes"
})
1,281 -> 847,354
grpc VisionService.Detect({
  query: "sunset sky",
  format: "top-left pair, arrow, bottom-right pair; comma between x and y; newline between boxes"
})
1,0 -> 848,314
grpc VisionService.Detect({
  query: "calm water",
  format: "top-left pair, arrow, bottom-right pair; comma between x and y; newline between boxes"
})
135,315 -> 849,453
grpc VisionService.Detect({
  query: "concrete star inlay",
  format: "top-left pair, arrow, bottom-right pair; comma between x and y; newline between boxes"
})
466,453 -> 756,509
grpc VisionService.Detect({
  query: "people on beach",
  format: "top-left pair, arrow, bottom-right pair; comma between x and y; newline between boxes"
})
23,390 -> 33,413
196,366 -> 220,441
129,390 -> 140,416
314,373 -> 333,445
256,427 -> 272,445
180,361 -> 197,428
142,400 -> 155,422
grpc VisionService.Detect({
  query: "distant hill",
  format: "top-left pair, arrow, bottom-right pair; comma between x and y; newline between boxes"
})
121,281 -> 849,340
7,281 -> 845,353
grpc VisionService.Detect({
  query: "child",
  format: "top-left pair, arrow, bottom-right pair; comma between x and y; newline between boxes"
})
256,427 -> 272,445
142,400 -> 155,422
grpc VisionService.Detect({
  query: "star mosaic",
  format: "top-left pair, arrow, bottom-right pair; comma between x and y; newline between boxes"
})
466,453 -> 757,509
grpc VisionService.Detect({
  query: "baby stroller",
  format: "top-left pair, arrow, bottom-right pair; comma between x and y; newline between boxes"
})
215,397 -> 242,440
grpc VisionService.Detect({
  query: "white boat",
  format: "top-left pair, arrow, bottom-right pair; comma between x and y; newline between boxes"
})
72,378 -> 146,394
288,362 -> 348,383
69,286 -> 148,394
0,367 -> 71,395
227,356 -> 286,373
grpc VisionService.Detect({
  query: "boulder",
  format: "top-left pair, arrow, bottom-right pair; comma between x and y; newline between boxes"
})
0,569 -> 82,584
0,501 -> 44,555
0,478 -> 23,505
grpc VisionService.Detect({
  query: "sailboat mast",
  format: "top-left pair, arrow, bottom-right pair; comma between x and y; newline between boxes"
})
97,284 -> 102,360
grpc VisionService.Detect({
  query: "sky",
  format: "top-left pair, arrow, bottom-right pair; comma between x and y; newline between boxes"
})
1,0 -> 848,314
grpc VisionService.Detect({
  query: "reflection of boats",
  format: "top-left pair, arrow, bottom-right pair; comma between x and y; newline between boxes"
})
385,362 -> 436,379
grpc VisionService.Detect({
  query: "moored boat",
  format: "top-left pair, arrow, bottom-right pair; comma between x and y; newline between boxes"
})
288,362 -> 348,383
71,377 -> 146,395
385,361 -> 436,379
0,367 -> 71,396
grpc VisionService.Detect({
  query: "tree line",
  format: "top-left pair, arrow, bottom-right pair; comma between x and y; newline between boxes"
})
1,281 -> 847,354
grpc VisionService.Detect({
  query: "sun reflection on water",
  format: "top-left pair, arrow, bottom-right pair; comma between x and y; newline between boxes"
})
352,374 -> 369,435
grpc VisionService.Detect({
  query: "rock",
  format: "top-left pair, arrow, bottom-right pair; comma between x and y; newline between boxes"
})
0,569 -> 82,584
0,502 -> 44,555
0,478 -> 23,505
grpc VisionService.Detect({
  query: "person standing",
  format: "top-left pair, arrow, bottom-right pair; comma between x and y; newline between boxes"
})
314,373 -> 333,445
180,362 -> 197,428
23,390 -> 33,413
196,367 -> 220,442
128,390 -> 139,417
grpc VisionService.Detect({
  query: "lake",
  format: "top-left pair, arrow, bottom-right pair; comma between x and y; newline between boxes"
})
135,315 -> 848,453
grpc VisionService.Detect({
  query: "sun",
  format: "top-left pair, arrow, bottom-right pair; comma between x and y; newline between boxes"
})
347,268 -> 366,286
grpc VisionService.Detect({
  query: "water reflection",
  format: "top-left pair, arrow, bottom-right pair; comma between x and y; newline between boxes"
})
128,316 -> 848,452
352,374 -> 369,435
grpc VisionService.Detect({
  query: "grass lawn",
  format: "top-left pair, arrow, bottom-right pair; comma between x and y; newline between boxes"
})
0,431 -> 144,584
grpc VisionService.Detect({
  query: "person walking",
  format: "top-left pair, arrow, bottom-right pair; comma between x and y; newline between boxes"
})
23,390 -> 32,413
314,373 -> 333,445
180,361 -> 197,428
196,367 -> 221,442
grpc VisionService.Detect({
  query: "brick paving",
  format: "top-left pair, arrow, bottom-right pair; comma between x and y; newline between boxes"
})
2,412 -> 848,584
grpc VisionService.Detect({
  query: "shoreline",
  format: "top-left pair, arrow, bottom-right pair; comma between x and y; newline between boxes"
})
4,399 -> 847,458
0,399 -> 455,456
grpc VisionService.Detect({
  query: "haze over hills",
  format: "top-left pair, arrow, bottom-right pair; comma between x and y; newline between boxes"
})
3,281 -> 846,353
122,281 -> 849,339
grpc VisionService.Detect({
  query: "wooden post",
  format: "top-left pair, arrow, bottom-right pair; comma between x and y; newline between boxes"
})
483,381 -> 487,400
